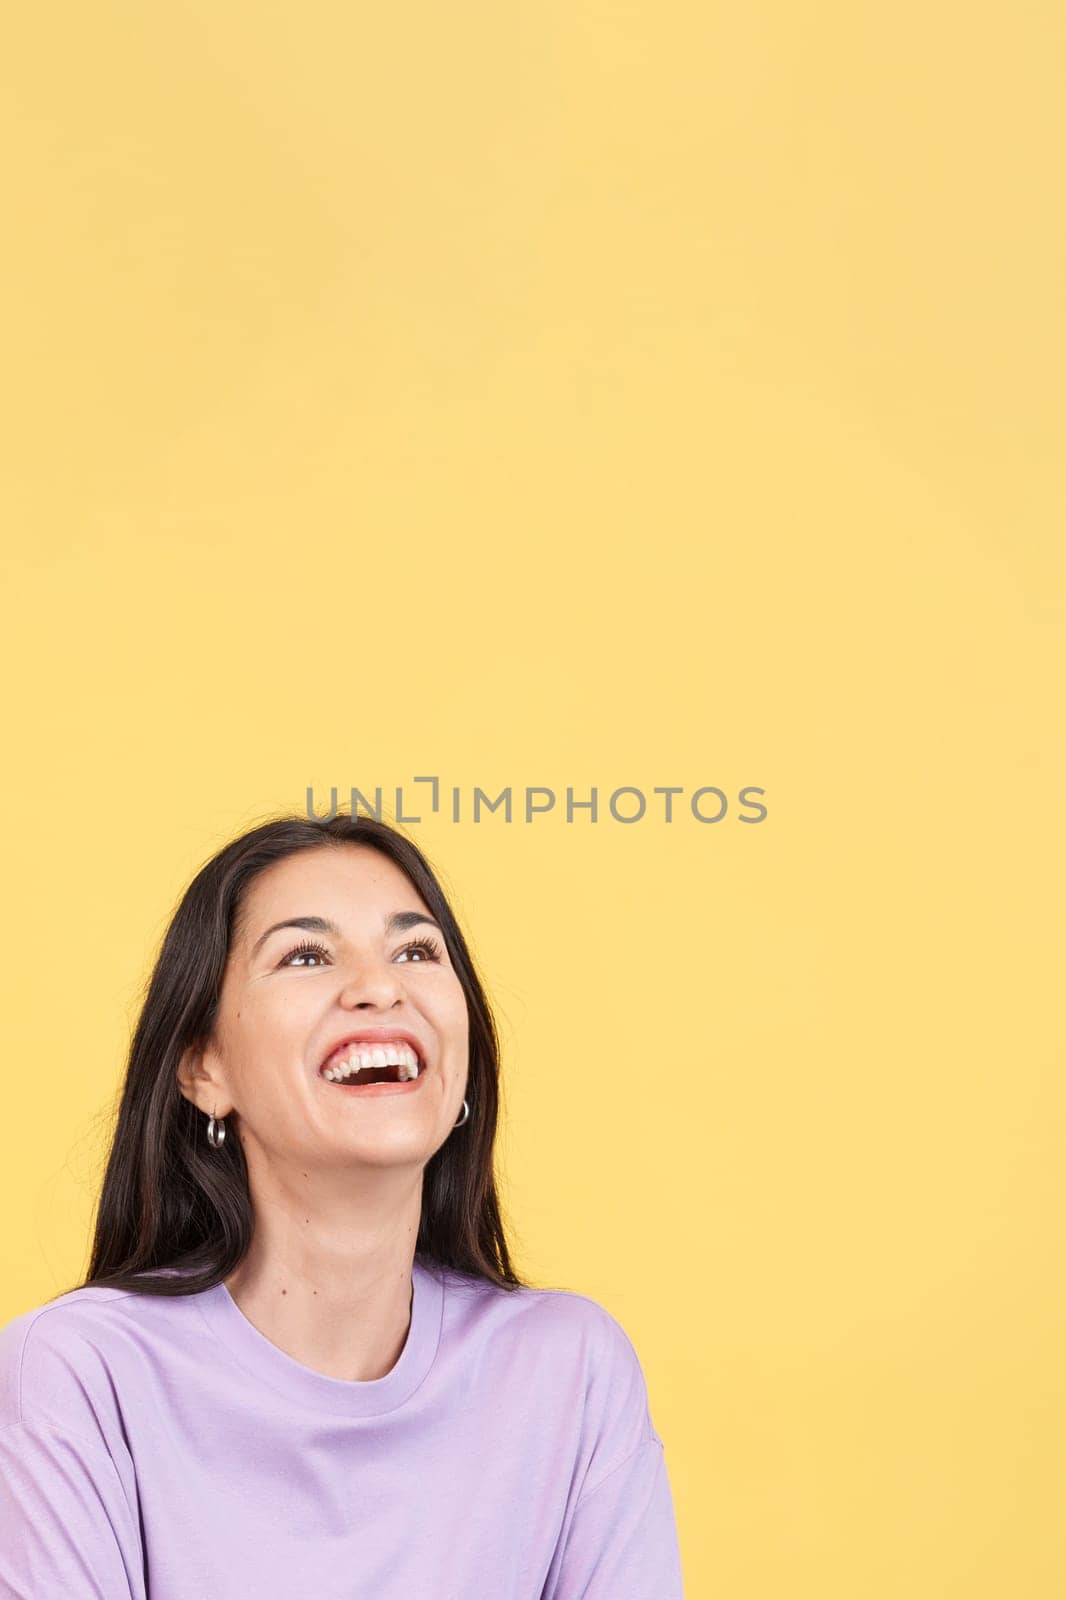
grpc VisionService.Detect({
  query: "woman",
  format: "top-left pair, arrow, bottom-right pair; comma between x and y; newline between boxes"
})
0,813 -> 684,1598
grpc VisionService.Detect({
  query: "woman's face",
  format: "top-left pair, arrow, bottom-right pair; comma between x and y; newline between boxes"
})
181,844 -> 470,1176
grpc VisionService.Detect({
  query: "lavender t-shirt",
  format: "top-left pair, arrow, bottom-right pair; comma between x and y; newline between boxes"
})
0,1256 -> 684,1597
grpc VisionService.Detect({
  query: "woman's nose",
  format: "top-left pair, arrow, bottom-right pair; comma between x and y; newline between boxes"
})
336,958 -> 404,1008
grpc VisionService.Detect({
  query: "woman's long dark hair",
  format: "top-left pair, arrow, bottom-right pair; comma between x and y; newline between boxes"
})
55,812 -> 528,1300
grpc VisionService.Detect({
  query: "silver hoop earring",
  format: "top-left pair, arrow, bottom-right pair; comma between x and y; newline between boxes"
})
454,1098 -> 470,1127
206,1111 -> 226,1149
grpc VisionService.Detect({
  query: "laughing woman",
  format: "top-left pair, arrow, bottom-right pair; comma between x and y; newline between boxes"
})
0,812 -> 684,1598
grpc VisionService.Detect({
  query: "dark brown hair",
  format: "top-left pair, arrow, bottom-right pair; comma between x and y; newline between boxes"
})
55,812 -> 528,1300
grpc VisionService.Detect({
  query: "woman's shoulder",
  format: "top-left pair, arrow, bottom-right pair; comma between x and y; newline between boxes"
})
442,1266 -> 661,1469
0,1280 -> 197,1439
443,1265 -> 651,1383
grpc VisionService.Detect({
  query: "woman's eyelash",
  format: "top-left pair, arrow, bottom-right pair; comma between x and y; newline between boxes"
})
278,935 -> 444,968
397,935 -> 445,962
279,940 -> 332,967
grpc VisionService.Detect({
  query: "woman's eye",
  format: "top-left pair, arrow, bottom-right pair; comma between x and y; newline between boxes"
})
396,936 -> 444,963
279,940 -> 332,968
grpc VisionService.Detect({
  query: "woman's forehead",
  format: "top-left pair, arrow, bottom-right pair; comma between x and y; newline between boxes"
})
239,848 -> 427,934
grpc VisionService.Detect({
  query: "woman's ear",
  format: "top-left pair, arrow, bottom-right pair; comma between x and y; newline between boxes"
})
177,1037 -> 231,1116
176,1041 -> 208,1110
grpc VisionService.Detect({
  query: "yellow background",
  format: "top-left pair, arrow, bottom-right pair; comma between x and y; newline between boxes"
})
2,4 -> 1064,1594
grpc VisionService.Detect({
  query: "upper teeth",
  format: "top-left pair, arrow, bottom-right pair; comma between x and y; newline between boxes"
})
322,1043 -> 422,1081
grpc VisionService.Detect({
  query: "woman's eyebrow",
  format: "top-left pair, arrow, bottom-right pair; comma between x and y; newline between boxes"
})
250,910 -> 442,957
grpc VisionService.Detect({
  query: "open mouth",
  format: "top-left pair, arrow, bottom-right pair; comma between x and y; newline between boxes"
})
318,1039 -> 428,1094
319,1036 -> 426,1085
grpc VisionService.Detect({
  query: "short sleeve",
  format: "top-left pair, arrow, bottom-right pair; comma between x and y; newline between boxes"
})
0,1303 -> 146,1599
542,1436 -> 685,1599
541,1297 -> 685,1598
0,1421 -> 147,1599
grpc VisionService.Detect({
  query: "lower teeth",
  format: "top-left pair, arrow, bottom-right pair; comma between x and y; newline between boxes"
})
335,1071 -> 411,1086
